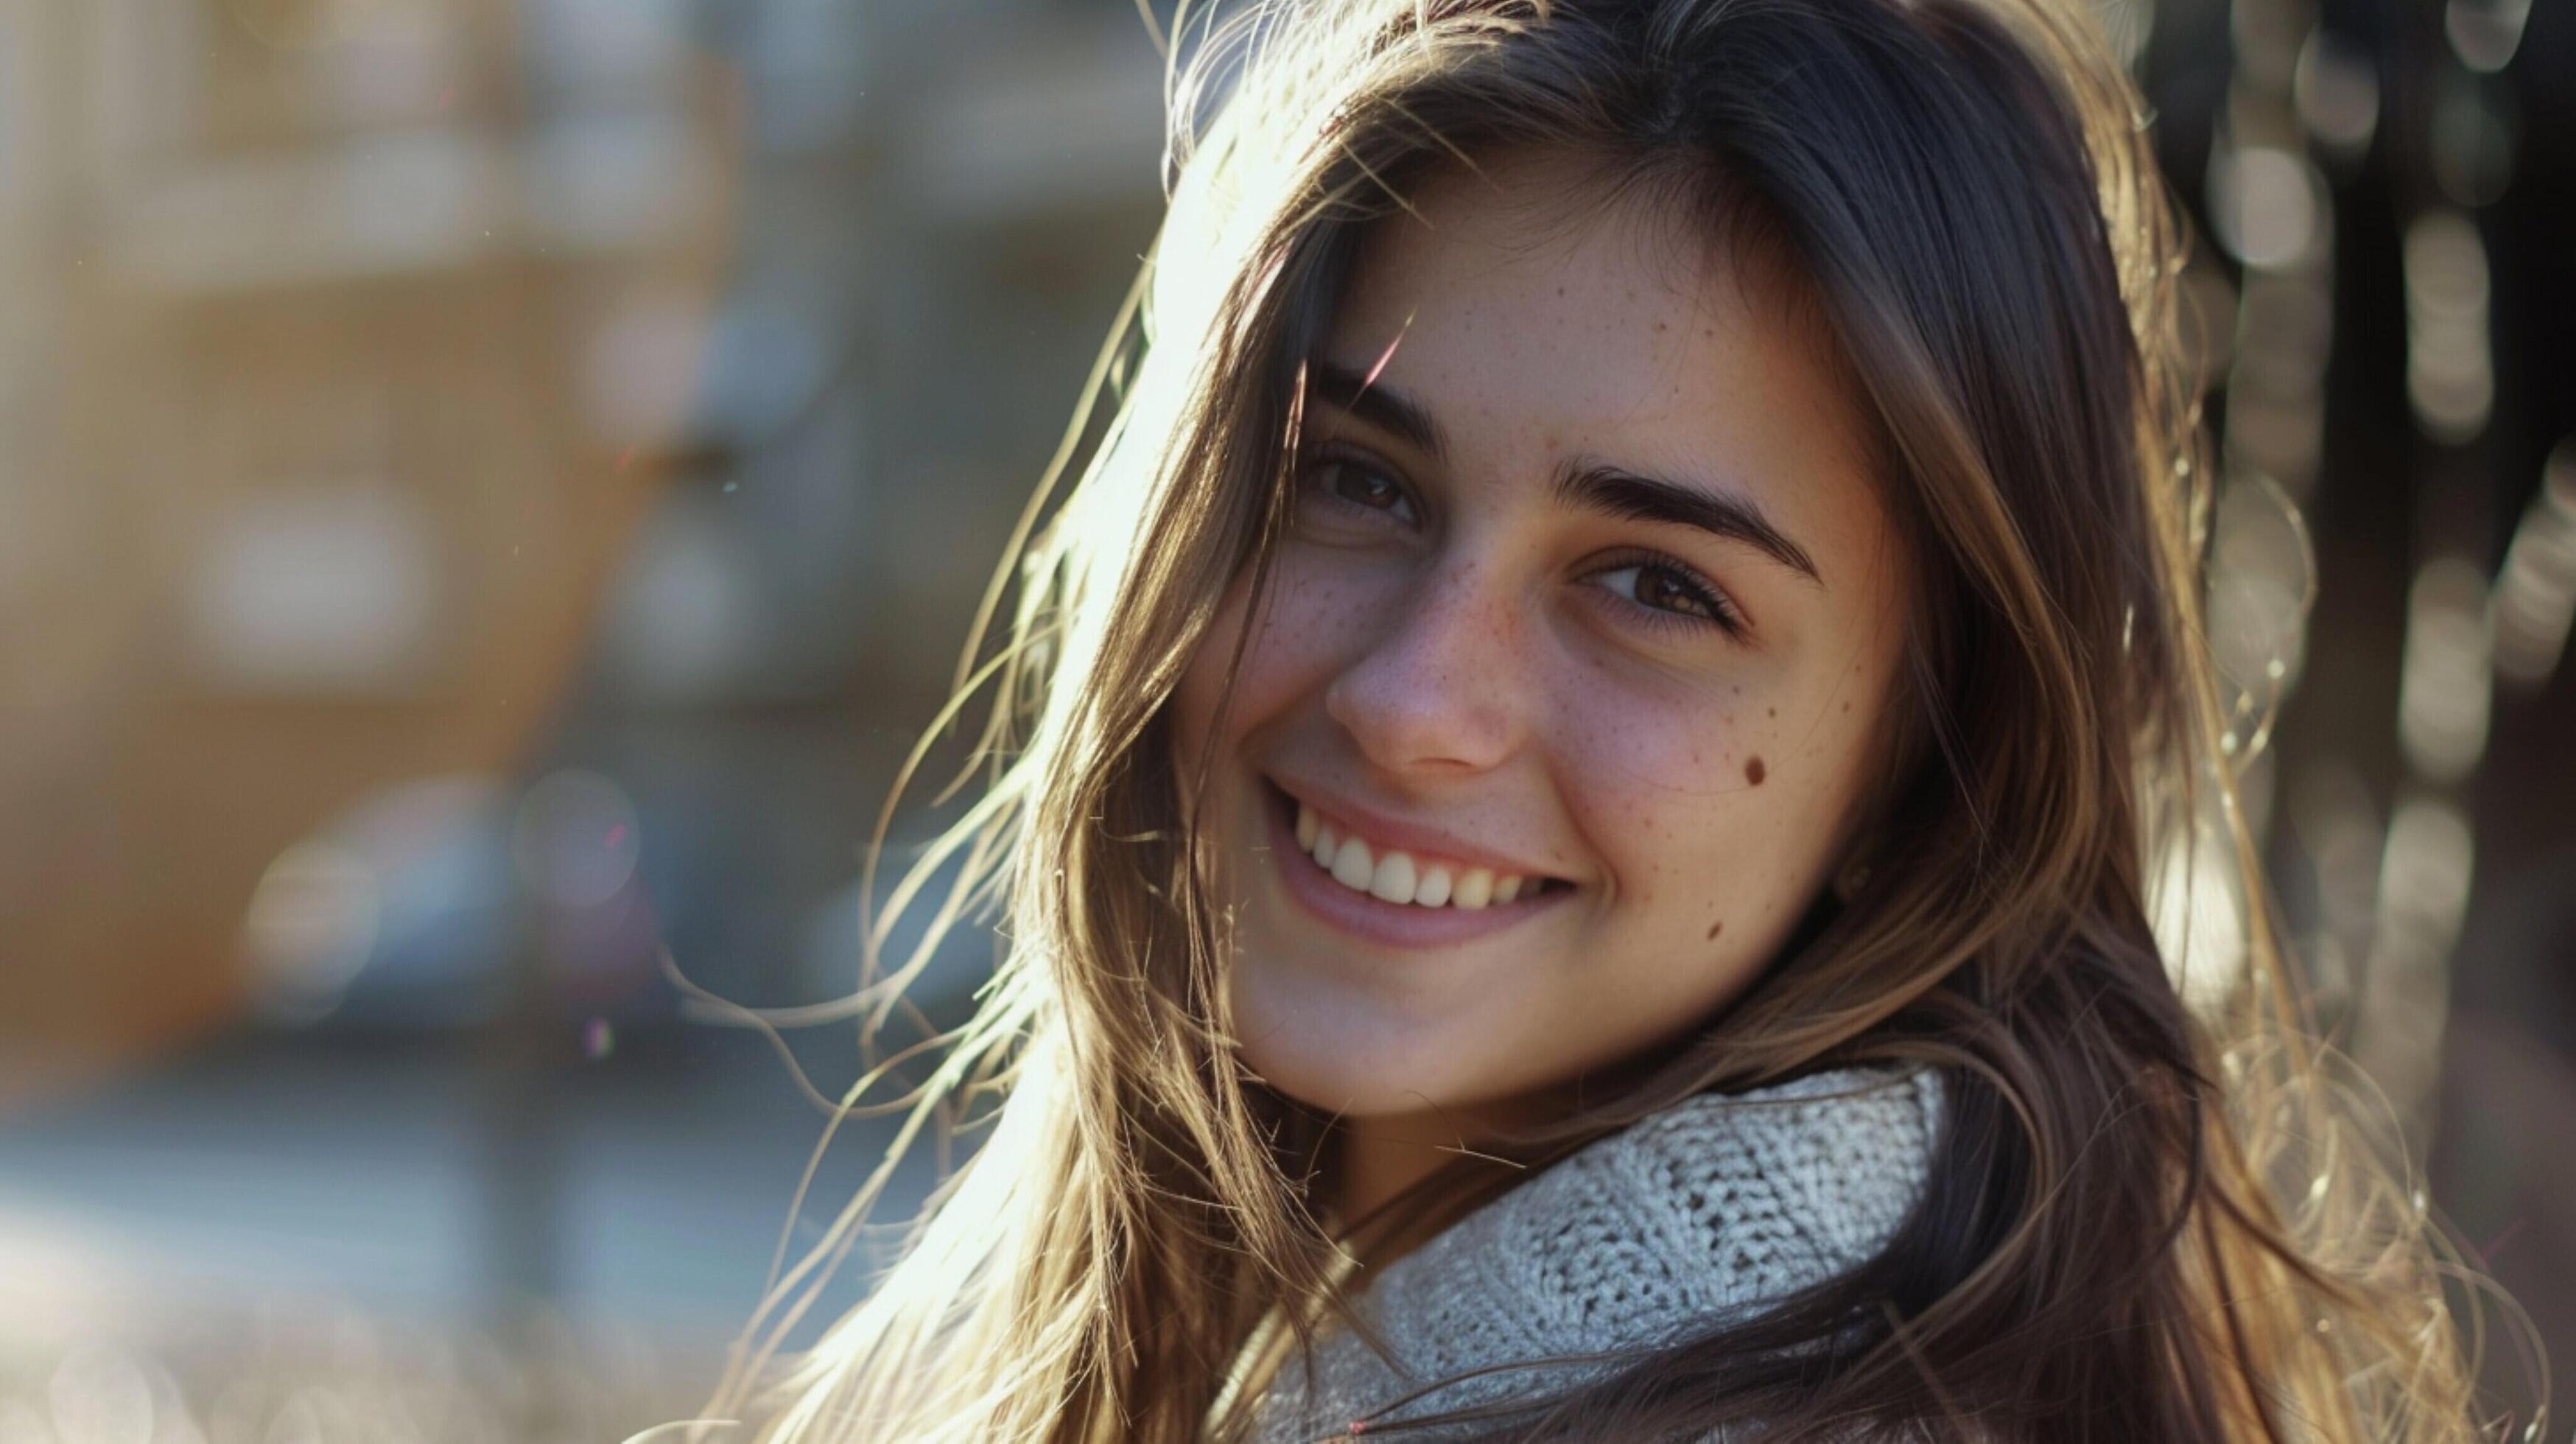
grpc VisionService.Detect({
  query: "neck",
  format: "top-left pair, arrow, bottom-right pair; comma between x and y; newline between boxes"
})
1327,1082 -> 1583,1225
1333,1120 -> 1467,1224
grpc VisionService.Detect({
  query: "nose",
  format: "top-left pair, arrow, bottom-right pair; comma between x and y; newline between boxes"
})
1322,562 -> 1526,777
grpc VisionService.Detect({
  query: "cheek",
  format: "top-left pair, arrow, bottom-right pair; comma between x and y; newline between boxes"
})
1547,668 -> 1855,930
1168,573 -> 1252,778
1557,698 -> 1772,902
1171,552 -> 1389,758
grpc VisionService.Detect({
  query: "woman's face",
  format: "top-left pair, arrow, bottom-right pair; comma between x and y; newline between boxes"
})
1170,152 -> 1915,1138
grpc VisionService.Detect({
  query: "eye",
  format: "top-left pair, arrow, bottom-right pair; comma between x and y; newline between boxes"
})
1584,553 -> 1747,639
1295,447 -> 1419,528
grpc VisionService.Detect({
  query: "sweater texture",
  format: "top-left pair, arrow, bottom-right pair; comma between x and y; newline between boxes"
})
1231,1065 -> 1947,1443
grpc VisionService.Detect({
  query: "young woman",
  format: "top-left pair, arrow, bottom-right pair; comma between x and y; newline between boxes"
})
689,0 -> 2516,1438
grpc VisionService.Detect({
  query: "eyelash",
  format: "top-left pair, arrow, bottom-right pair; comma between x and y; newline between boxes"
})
1298,448 -> 1420,526
1583,549 -> 1749,639
1294,445 -> 1749,640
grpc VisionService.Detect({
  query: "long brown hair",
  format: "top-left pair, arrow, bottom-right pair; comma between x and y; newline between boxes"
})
687,1 -> 2527,1439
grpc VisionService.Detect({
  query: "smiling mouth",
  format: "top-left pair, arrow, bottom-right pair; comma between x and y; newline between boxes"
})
1260,778 -> 1574,911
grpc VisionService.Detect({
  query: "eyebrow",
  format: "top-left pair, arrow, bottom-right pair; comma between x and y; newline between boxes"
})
1309,360 -> 1451,459
1306,359 -> 1823,586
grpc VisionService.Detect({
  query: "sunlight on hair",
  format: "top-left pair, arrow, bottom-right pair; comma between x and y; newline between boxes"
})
2149,821 -> 2249,1017
2205,468 -> 2316,762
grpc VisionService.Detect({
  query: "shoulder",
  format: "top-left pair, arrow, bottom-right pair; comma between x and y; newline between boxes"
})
1236,1065 -> 1948,1443
1604,1063 -> 1949,1300
1393,1064 -> 1945,1348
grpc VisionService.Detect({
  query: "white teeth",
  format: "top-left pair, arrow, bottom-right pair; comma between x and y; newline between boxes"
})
1368,851 -> 1416,903
1414,866 -> 1452,908
1288,796 -> 1544,909
1330,835 -> 1375,890
1452,868 -> 1494,910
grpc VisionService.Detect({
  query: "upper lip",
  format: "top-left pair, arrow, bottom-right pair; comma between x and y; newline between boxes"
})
1267,775 -> 1571,883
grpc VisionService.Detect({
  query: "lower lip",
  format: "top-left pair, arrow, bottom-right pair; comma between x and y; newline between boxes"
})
1261,782 -> 1573,950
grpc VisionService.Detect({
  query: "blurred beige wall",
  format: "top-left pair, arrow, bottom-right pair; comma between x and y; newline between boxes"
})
0,0 -> 734,1100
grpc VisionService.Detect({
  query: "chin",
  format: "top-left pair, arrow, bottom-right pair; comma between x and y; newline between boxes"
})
1237,1047 -> 1433,1120
1226,961 -> 1568,1124
1224,963 -> 1482,1119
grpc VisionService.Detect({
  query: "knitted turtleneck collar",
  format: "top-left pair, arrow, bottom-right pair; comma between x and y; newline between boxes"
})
1225,1065 -> 1947,1443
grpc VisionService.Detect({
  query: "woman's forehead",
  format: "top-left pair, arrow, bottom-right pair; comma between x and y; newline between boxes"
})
1316,152 -> 1892,574
1338,149 -> 1829,348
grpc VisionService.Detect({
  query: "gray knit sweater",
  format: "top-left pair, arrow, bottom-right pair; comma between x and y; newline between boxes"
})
1230,1065 -> 1947,1443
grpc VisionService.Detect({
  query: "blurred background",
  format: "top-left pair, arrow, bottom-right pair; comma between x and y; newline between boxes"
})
0,0 -> 2564,1440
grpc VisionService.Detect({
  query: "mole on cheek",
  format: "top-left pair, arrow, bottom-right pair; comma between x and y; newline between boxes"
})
1744,756 -> 1766,786
1705,919 -> 1724,940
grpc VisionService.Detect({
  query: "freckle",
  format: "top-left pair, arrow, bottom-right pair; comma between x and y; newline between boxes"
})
1766,707 -> 1776,718
1706,919 -> 1724,940
1745,756 -> 1766,785
1840,701 -> 1850,713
